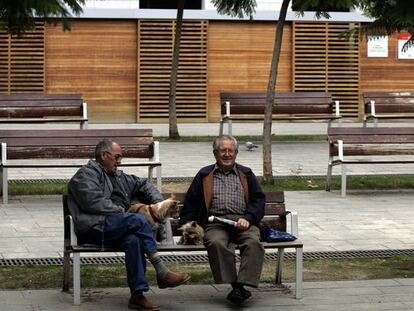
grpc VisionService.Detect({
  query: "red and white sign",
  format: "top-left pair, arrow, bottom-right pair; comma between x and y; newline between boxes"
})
398,34 -> 414,59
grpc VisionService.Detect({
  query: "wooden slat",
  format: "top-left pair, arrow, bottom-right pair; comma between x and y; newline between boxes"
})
363,92 -> 414,114
328,127 -> 414,156
138,20 -> 207,121
0,22 -> 44,94
0,128 -> 153,138
328,127 -> 414,135
0,129 -> 155,159
45,20 -> 137,122
293,22 -> 360,118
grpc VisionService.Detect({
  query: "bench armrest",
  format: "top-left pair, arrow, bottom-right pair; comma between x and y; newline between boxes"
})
224,101 -> 231,118
338,140 -> 344,161
364,100 -> 377,121
369,100 -> 376,116
67,215 -> 79,247
289,211 -> 299,237
330,139 -> 344,161
334,100 -> 341,117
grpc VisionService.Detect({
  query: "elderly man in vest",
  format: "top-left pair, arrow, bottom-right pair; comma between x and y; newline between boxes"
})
180,135 -> 265,304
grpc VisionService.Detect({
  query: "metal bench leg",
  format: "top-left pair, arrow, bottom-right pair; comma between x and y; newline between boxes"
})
1,143 -> 7,204
73,252 -> 81,305
156,166 -> 162,191
275,248 -> 284,285
164,218 -> 175,245
295,247 -> 303,299
2,167 -> 8,204
341,164 -> 347,197
326,160 -> 333,192
62,250 -> 71,292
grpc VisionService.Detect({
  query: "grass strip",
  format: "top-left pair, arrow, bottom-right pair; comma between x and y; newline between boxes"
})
0,256 -> 413,290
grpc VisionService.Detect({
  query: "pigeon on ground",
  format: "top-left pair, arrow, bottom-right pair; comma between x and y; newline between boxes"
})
245,141 -> 259,151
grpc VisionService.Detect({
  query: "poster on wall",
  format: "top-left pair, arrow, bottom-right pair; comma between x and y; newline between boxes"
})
367,36 -> 388,57
398,34 -> 414,59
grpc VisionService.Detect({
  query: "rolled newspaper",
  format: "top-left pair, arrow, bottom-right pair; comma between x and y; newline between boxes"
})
208,215 -> 238,227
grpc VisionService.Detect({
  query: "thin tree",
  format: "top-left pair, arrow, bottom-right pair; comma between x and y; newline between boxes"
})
168,0 -> 186,139
213,0 -> 364,184
0,0 -> 84,35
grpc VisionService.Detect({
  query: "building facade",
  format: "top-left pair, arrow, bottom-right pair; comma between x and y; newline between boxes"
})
1,1 -> 413,123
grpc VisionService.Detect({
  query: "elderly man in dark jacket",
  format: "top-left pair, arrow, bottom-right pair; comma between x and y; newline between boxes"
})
180,135 -> 265,304
68,139 -> 190,311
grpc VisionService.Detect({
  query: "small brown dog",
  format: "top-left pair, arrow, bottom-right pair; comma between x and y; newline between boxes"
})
127,195 -> 179,228
177,221 -> 204,245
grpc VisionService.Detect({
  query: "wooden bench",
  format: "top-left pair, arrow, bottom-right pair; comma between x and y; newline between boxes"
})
219,92 -> 341,135
326,126 -> 414,197
363,92 -> 414,126
62,192 -> 304,305
0,93 -> 88,129
0,129 -> 161,204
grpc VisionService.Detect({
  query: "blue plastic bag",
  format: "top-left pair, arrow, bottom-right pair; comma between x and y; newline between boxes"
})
260,224 -> 297,242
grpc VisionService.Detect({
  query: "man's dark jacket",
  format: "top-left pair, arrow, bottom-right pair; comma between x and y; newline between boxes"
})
180,163 -> 265,227
68,159 -> 163,235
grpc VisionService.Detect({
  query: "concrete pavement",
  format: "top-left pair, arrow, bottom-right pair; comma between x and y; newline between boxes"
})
1,190 -> 414,259
2,279 -> 414,311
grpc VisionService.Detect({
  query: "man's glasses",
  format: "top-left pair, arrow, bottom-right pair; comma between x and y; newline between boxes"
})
106,151 -> 122,160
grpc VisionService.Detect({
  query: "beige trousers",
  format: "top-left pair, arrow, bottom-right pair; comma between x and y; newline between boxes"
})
204,223 -> 264,287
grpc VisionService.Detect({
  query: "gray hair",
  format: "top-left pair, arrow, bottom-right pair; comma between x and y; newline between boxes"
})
95,139 -> 114,160
213,135 -> 239,152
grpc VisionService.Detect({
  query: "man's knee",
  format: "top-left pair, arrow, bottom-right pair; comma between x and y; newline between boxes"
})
122,234 -> 140,250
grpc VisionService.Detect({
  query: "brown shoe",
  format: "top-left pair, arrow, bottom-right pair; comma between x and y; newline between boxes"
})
128,293 -> 160,311
157,271 -> 191,289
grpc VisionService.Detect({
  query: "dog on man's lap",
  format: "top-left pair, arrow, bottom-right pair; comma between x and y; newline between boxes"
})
127,195 -> 179,243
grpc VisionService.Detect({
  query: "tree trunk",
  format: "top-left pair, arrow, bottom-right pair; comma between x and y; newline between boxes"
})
168,0 -> 185,138
263,0 -> 290,184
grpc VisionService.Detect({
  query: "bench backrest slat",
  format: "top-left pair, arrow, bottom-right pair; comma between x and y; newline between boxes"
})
0,129 -> 155,160
0,93 -> 85,118
221,92 -> 334,115
0,105 -> 83,117
0,93 -> 82,101
328,127 -> 414,156
363,92 -> 414,113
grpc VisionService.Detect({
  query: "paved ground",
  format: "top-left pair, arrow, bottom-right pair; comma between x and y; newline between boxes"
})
2,279 -> 414,311
0,122 -> 413,310
1,190 -> 413,259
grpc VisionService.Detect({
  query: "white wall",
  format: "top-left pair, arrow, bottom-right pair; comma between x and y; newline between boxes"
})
83,0 -> 287,11
84,0 -> 139,9
204,0 -> 286,11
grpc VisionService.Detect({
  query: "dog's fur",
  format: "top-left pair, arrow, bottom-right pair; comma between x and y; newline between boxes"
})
177,221 -> 204,245
127,194 -> 179,228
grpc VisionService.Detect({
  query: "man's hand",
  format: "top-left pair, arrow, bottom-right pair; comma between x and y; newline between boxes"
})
237,218 -> 250,231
